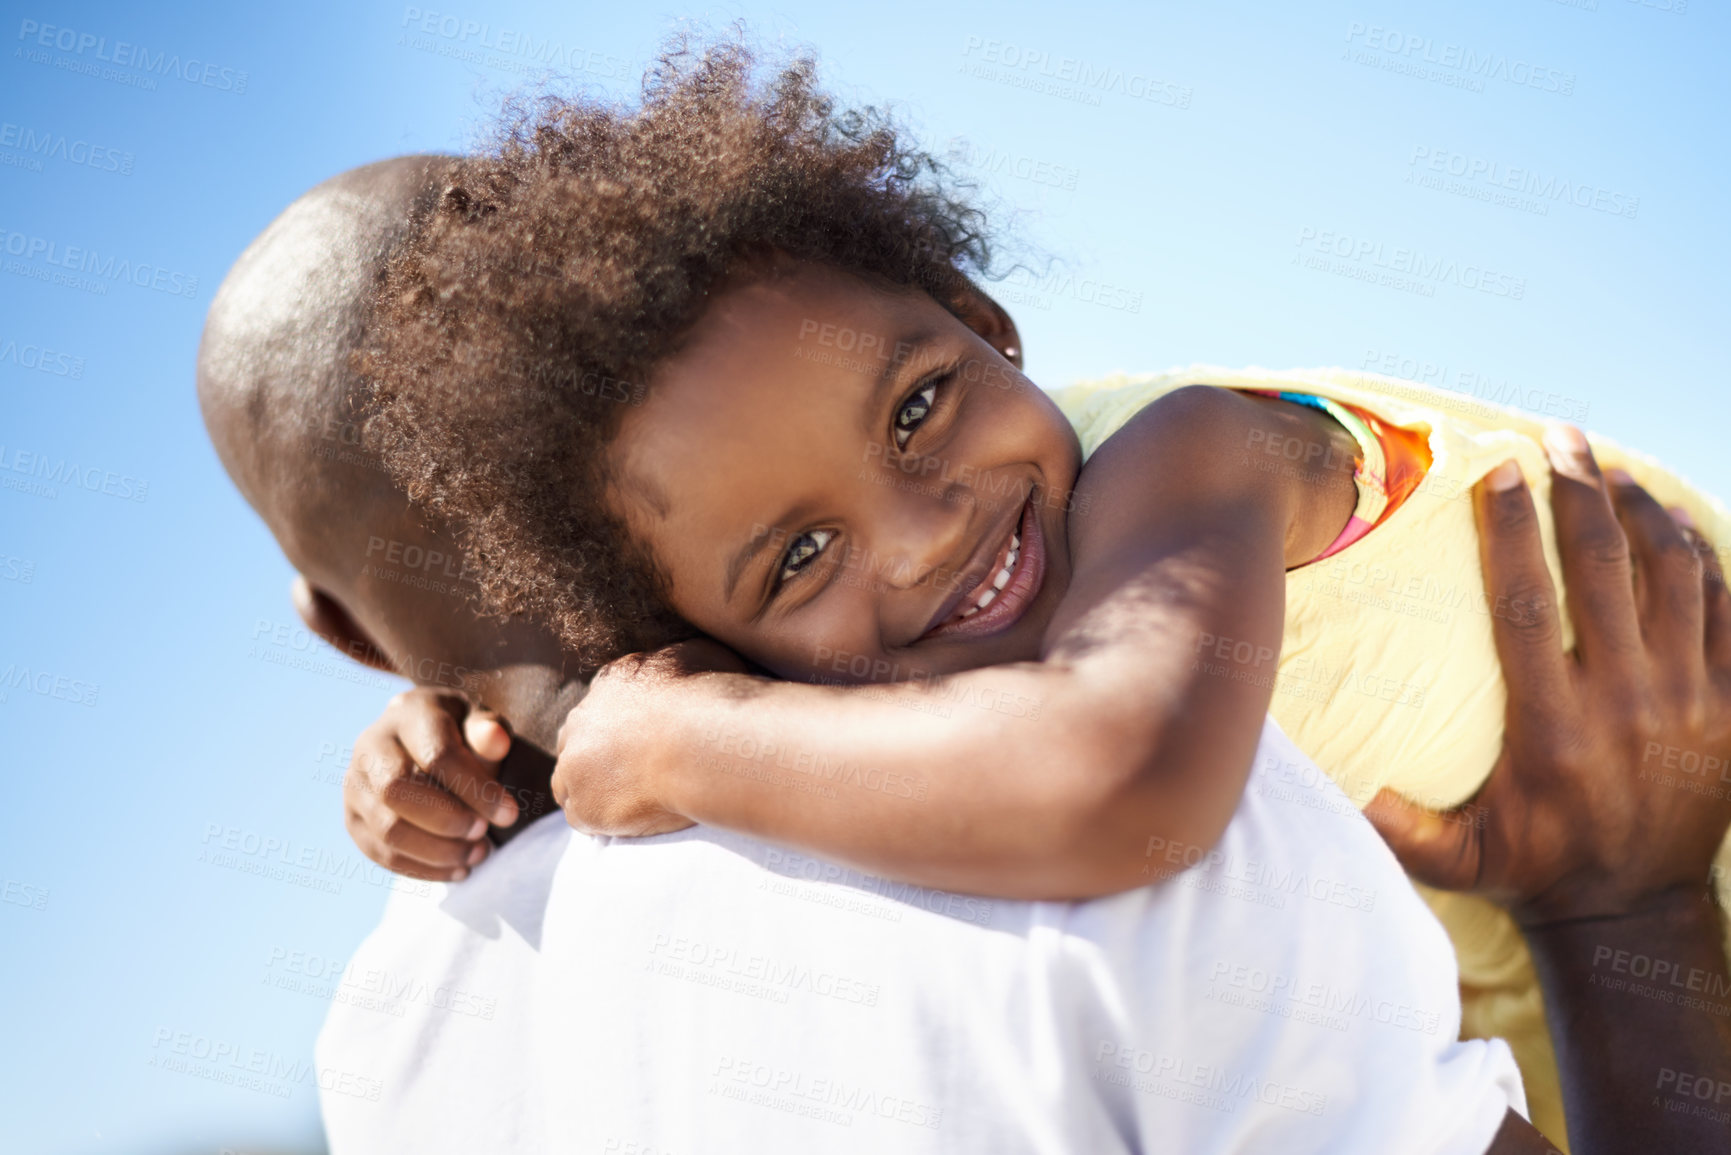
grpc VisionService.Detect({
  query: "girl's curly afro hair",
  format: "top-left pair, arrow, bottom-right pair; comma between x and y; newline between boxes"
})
361,35 -> 995,673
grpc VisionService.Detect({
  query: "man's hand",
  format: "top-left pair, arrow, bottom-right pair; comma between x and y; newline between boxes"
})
346,688 -> 520,881
1367,426 -> 1731,1155
1368,426 -> 1731,923
552,638 -> 749,838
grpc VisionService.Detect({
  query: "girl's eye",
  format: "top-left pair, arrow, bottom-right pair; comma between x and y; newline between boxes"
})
778,529 -> 836,585
893,382 -> 939,449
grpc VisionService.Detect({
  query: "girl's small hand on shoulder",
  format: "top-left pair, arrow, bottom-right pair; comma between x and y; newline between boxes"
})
552,638 -> 750,837
344,688 -> 516,881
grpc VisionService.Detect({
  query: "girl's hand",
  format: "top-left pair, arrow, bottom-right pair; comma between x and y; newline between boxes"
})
552,638 -> 751,838
345,688 -> 518,881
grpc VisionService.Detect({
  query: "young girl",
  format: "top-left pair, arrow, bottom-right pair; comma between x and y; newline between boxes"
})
359,39 -> 1730,1139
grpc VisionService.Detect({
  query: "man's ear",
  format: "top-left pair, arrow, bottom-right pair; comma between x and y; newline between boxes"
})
953,282 -> 1024,370
291,575 -> 396,673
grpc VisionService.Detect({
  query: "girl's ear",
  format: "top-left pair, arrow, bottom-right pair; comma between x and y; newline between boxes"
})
953,284 -> 1024,370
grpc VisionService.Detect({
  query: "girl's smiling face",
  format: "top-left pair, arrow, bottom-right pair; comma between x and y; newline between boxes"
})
606,259 -> 1083,683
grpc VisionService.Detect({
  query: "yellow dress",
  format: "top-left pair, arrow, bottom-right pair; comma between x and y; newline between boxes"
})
1053,365 -> 1731,1151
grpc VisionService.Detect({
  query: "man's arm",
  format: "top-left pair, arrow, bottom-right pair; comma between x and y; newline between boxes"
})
1487,1111 -> 1566,1153
1371,429 -> 1731,1153
1525,893 -> 1731,1151
556,386 -> 1357,899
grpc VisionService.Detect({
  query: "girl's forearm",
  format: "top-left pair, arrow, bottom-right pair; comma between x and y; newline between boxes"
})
656,662 -> 1107,896
656,520 -> 1287,900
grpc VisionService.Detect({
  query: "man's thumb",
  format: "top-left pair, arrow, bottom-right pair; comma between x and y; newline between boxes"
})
1363,788 -> 1483,892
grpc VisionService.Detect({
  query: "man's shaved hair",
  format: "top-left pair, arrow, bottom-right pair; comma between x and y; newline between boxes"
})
198,155 -> 457,569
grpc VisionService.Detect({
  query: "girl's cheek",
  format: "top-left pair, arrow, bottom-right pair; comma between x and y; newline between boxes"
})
768,646 -> 836,684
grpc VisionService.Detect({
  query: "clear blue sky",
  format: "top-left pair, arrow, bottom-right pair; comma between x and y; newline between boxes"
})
2,0 -> 1725,1150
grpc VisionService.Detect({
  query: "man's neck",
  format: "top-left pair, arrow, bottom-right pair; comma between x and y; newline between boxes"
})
466,663 -> 588,843
468,663 -> 586,754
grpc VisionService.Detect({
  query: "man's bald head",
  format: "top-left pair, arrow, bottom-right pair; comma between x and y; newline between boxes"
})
198,155 -> 449,576
198,155 -> 568,702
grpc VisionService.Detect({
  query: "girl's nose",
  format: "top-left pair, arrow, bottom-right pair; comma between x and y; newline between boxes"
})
868,479 -> 973,594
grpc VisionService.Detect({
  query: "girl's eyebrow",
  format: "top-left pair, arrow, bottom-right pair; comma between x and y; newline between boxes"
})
868,325 -> 943,403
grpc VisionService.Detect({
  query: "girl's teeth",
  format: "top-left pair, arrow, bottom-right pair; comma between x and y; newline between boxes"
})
954,530 -> 1024,623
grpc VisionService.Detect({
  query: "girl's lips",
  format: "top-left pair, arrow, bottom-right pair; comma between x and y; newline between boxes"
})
921,495 -> 1045,641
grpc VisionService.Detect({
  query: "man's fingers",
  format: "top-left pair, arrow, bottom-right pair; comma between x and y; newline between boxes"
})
1607,476 -> 1705,686
395,696 -> 519,827
1474,460 -> 1569,730
1691,521 -> 1731,671
1364,788 -> 1484,892
1542,427 -> 1643,670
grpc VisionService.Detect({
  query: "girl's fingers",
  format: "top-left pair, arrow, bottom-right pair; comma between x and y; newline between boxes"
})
378,767 -> 490,841
395,695 -> 517,827
464,708 -> 512,762
349,789 -> 484,881
351,712 -> 490,840
376,815 -> 486,874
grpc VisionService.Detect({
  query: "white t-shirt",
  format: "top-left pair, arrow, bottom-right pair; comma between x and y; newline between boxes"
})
317,718 -> 1525,1154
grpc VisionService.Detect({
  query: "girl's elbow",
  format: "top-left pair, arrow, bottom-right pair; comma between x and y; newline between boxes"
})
1062,777 -> 1238,900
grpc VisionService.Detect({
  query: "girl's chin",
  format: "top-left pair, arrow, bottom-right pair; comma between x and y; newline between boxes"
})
928,619 -> 1049,668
